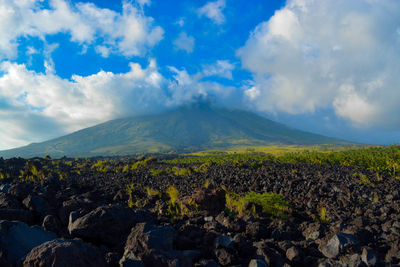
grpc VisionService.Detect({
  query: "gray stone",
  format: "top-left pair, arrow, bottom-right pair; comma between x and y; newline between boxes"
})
198,259 -> 220,267
214,235 -> 234,248
249,259 -> 269,267
23,195 -> 50,216
361,247 -> 377,266
204,216 -> 214,222
341,254 -> 363,267
68,205 -> 138,246
42,214 -> 61,233
0,193 -> 21,209
215,248 -> 234,266
23,238 -> 106,267
119,251 -> 144,267
321,232 -> 358,258
0,209 -> 33,224
123,222 -> 177,259
286,246 -> 301,261
302,222 -> 324,240
0,184 -> 10,194
0,220 -> 57,264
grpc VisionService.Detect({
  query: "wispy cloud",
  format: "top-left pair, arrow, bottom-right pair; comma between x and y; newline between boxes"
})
202,60 -> 235,79
173,32 -> 195,53
198,0 -> 226,25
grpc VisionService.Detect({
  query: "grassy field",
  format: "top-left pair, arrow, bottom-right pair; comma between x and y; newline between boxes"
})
188,144 -> 368,156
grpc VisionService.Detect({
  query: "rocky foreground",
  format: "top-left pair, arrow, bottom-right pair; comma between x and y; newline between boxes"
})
0,157 -> 399,266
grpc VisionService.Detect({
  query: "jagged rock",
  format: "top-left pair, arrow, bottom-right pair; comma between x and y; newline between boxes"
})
215,248 -> 235,266
123,222 -> 177,259
8,183 -> 33,200
233,233 -> 256,258
176,224 -> 205,250
246,222 -> 267,239
302,222 -> 325,240
23,194 -> 51,217
197,259 -> 220,267
214,235 -> 234,249
361,247 -> 377,266
23,238 -> 107,267
42,215 -> 61,234
215,212 -> 244,232
320,232 -> 358,258
0,209 -> 34,223
68,205 -> 139,246
0,184 -> 10,194
119,252 -> 145,267
339,253 -> 363,266
248,259 -> 269,267
286,246 -> 302,261
0,220 -> 57,265
191,188 -> 226,216
253,241 -> 285,267
58,197 -> 96,225
0,193 -> 21,209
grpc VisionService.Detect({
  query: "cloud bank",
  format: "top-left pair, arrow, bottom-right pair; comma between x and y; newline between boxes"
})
0,0 -> 163,59
238,0 -> 400,128
0,59 -> 236,149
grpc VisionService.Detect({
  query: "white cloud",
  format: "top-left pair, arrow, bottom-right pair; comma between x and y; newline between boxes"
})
26,46 -> 39,56
136,0 -> 151,7
176,18 -> 185,27
173,32 -> 195,53
238,0 -> 400,128
167,66 -> 235,106
198,0 -> 226,25
0,0 -> 163,59
0,60 -> 237,150
202,60 -> 235,79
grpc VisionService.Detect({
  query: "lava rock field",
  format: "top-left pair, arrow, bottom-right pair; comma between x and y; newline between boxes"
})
0,157 -> 399,266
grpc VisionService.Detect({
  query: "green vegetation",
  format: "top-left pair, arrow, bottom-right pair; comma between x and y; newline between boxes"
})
204,179 -> 210,189
317,207 -> 329,223
164,185 -> 197,221
224,189 -> 289,218
91,160 -> 110,172
126,183 -> 135,208
353,173 -> 375,187
165,145 -> 400,177
150,168 -> 166,176
145,186 -> 161,198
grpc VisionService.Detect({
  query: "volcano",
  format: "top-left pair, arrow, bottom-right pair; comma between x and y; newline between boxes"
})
0,106 -> 348,158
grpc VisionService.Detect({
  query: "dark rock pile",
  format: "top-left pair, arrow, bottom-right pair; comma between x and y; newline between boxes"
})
0,158 -> 399,266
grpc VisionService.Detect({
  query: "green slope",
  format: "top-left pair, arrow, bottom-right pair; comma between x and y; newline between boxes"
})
0,106 -> 348,158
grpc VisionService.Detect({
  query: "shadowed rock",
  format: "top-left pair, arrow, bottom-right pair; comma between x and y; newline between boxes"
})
320,232 -> 358,258
0,220 -> 57,265
68,205 -> 139,246
23,239 -> 106,267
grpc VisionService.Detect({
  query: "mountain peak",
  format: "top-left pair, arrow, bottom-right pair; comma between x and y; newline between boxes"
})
0,108 -> 347,158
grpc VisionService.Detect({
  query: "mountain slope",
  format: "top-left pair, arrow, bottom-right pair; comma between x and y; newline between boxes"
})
0,107 -> 348,158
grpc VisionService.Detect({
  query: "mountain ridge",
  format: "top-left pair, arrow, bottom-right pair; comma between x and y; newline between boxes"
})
0,106 -> 349,158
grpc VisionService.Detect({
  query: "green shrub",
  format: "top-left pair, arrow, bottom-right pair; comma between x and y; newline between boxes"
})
225,190 -> 289,218
126,183 -> 135,208
166,185 -> 178,203
150,168 -> 169,176
145,186 -> 161,198
318,207 -> 329,223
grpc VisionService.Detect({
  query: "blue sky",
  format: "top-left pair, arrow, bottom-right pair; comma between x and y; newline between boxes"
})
0,0 -> 400,150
